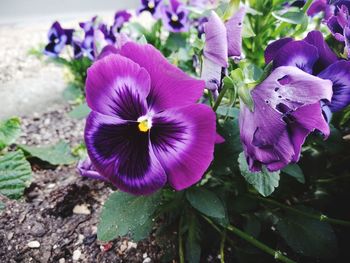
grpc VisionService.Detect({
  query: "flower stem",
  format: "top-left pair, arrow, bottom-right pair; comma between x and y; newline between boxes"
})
202,216 -> 296,263
226,224 -> 297,263
213,84 -> 230,112
178,217 -> 185,263
249,194 -> 350,227
302,0 -> 313,13
316,174 -> 350,183
220,231 -> 226,263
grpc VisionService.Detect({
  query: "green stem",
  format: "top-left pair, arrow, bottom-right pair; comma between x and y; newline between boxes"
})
226,224 -> 296,263
178,217 -> 185,263
220,231 -> 226,263
316,174 -> 350,183
202,216 -> 296,263
302,0 -> 314,13
249,194 -> 350,227
213,84 -> 230,112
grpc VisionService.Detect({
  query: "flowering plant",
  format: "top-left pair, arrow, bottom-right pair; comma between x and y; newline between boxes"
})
43,0 -> 350,262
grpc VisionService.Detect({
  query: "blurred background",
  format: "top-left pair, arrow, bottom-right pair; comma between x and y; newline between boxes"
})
0,0 -> 138,120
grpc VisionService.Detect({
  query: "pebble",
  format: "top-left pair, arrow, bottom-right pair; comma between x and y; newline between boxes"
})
143,253 -> 148,258
127,241 -> 137,250
58,259 -> 65,263
27,241 -> 40,248
73,204 -> 91,215
143,258 -> 151,263
72,249 -> 81,261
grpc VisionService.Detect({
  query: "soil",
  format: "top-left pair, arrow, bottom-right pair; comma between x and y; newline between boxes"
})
0,106 -> 163,263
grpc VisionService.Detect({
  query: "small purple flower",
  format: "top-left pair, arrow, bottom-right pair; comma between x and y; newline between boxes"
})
239,66 -> 333,172
265,30 -> 350,112
44,21 -> 74,57
192,17 -> 208,37
112,10 -> 132,34
161,0 -> 189,33
188,0 -> 218,8
79,16 -> 98,32
84,42 -> 216,195
138,0 -> 163,17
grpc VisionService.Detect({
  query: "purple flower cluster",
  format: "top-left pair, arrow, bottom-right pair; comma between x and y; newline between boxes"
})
79,41 -> 216,195
44,11 -> 131,60
240,30 -> 350,172
309,0 -> 350,56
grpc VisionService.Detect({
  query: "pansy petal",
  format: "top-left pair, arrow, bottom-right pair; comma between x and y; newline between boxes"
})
318,60 -> 350,112
201,56 -> 222,91
86,54 -> 151,120
225,7 -> 245,58
150,104 -> 216,190
254,66 -> 333,111
203,11 -> 228,67
264,38 -> 293,64
272,41 -> 319,74
327,16 -> 345,42
304,30 -> 338,74
345,26 -> 350,58
120,42 -> 205,112
307,0 -> 327,16
85,111 -> 167,195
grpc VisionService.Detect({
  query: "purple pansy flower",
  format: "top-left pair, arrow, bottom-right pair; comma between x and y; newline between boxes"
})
112,10 -> 132,34
138,0 -> 163,17
44,21 -> 74,57
192,17 -> 208,37
161,0 -> 189,33
239,66 -> 333,172
79,16 -> 98,32
265,30 -> 350,112
84,42 -> 216,195
201,9 -> 245,92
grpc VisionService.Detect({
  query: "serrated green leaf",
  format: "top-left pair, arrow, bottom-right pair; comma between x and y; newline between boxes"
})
277,212 -> 338,259
97,191 -> 160,242
68,103 -> 91,120
0,117 -> 21,151
186,188 -> 226,219
238,152 -> 280,196
282,164 -> 305,184
19,141 -> 77,165
0,150 -> 32,199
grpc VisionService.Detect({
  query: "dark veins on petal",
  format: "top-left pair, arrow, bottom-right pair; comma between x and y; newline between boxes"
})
92,122 -> 151,179
110,85 -> 147,121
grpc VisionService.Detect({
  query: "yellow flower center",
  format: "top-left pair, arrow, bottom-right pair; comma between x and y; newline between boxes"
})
148,1 -> 155,9
137,116 -> 152,133
171,14 -> 179,22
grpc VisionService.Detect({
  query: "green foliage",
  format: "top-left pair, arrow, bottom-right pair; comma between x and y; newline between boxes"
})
277,211 -> 338,259
97,191 -> 161,242
272,10 -> 307,25
68,103 -> 91,119
282,164 -> 305,184
186,188 -> 226,219
185,212 -> 201,263
238,152 -> 280,196
0,150 -> 32,199
63,83 -> 83,102
0,117 -> 21,151
19,141 -> 77,165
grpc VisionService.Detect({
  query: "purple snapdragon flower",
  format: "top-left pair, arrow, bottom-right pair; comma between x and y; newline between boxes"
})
44,21 -> 74,57
265,30 -> 350,112
138,0 -> 163,17
161,0 -> 189,33
84,42 -> 216,195
201,9 -> 246,92
112,10 -> 132,34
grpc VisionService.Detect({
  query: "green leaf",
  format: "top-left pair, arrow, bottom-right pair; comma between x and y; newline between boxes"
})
97,191 -> 161,242
0,150 -> 32,199
0,117 -> 21,151
63,83 -> 83,101
186,188 -> 226,219
165,33 -> 187,52
242,16 -> 256,38
272,10 -> 307,24
277,212 -> 338,259
185,213 -> 201,263
19,141 -> 77,165
132,218 -> 154,242
238,152 -> 280,196
68,103 -> 91,120
282,164 -> 305,184
239,62 -> 263,84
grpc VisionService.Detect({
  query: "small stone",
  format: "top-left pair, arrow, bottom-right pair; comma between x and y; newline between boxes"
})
73,204 -> 91,215
7,232 -> 14,240
143,253 -> 148,258
127,241 -> 137,250
27,241 -> 40,248
143,258 -> 151,263
58,258 -> 65,263
72,250 -> 81,261
120,243 -> 127,252
48,183 -> 56,189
